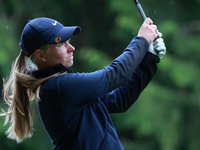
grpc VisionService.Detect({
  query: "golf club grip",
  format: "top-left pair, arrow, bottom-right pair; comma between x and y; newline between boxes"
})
134,0 -> 165,56
136,3 -> 146,21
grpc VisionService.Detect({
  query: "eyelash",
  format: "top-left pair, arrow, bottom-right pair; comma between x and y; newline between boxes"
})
58,43 -> 64,47
57,40 -> 70,47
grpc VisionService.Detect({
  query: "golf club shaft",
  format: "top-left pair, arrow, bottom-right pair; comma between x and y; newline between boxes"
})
134,0 -> 146,21
134,0 -> 165,57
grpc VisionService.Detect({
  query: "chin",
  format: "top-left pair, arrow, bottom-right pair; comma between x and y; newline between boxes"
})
65,62 -> 73,68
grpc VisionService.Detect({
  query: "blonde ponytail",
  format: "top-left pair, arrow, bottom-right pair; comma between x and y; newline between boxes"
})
1,50 -> 60,143
1,51 -> 32,142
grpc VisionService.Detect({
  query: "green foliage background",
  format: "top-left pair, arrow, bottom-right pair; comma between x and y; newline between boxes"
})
0,0 -> 200,149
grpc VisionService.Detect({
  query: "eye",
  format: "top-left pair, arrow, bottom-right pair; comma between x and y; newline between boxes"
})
57,42 -> 64,47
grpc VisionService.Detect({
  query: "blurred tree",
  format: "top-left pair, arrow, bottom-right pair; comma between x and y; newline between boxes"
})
0,0 -> 200,150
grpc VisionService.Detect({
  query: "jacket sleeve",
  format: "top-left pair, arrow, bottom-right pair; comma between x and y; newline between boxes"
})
101,52 -> 160,113
56,36 -> 150,108
105,36 -> 149,91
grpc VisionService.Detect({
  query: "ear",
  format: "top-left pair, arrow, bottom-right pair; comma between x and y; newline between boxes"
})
35,49 -> 45,62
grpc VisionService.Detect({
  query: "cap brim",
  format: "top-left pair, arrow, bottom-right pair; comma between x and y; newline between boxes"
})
48,26 -> 81,44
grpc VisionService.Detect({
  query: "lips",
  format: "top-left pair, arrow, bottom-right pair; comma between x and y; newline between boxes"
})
68,55 -> 73,59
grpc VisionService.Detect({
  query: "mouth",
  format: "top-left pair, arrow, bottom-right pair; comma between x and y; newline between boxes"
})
69,55 -> 73,59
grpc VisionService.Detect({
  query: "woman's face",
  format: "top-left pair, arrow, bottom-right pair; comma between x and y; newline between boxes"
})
44,40 -> 75,68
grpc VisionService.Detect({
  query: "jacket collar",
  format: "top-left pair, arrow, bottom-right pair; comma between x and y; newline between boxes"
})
30,63 -> 72,79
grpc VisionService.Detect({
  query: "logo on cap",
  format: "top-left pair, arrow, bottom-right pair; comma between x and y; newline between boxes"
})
55,37 -> 61,43
52,21 -> 57,26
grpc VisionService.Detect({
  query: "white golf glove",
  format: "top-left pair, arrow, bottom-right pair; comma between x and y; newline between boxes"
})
148,32 -> 166,59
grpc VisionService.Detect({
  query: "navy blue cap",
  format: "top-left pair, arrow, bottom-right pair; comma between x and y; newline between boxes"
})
20,17 -> 81,57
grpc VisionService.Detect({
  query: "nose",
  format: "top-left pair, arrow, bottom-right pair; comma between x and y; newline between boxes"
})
67,43 -> 75,53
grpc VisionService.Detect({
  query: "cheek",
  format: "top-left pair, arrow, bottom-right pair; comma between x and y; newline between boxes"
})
54,54 -> 65,63
46,51 -> 63,64
45,47 -> 69,65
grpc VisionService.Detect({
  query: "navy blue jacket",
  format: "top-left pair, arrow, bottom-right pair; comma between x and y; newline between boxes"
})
32,36 -> 160,150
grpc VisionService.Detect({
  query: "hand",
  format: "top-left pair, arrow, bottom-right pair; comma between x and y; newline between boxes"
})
138,18 -> 159,44
148,32 -> 166,59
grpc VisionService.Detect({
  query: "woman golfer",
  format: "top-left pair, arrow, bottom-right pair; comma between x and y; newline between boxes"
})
2,17 -> 166,150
